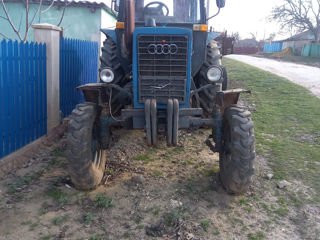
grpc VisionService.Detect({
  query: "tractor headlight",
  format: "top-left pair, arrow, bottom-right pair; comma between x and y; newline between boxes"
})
206,66 -> 223,83
100,68 -> 114,83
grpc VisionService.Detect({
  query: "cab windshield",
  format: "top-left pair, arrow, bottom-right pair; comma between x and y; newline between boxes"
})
135,0 -> 202,23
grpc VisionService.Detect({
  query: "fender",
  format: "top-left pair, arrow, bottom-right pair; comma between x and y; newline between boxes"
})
216,88 -> 251,110
101,29 -> 117,43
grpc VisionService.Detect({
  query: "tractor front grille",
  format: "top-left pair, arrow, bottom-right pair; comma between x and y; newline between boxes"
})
137,35 -> 188,104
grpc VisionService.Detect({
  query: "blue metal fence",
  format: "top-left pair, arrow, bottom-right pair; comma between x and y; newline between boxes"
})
263,42 -> 283,53
60,38 -> 98,117
0,40 -> 47,159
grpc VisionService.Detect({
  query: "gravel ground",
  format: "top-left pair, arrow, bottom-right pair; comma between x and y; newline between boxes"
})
225,55 -> 320,98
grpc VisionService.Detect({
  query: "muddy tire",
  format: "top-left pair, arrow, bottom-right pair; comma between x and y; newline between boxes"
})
194,42 -> 223,117
67,103 -> 107,190
219,105 -> 255,194
100,38 -> 125,84
222,66 -> 228,91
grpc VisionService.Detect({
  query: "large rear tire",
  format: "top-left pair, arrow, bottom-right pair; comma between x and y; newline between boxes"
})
67,103 -> 107,190
219,105 -> 255,194
100,38 -> 125,84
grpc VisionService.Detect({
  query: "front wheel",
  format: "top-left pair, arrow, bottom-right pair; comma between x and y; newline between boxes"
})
67,103 -> 107,190
219,105 -> 255,194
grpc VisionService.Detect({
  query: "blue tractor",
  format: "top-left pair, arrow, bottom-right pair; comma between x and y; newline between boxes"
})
67,0 -> 255,194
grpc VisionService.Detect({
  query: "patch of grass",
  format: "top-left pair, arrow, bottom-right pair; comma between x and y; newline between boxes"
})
152,169 -> 163,177
137,224 -> 144,230
46,187 -> 69,205
7,171 -> 43,195
42,235 -> 52,240
274,207 -> 289,216
76,193 -> 86,205
248,231 -> 266,240
238,197 -> 249,206
200,219 -> 211,232
84,212 -> 94,225
153,207 -> 160,216
203,166 -> 220,177
185,179 -> 196,192
163,210 -> 184,227
123,232 -> 130,238
94,193 -> 114,208
223,58 -> 320,203
133,154 -> 155,163
52,147 -> 67,158
171,146 -> 185,153
52,215 -> 68,226
39,202 -> 50,215
105,168 -> 115,176
245,206 -> 253,212
90,235 -> 99,240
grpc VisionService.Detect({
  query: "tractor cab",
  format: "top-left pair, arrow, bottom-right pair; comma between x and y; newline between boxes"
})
134,0 -> 204,26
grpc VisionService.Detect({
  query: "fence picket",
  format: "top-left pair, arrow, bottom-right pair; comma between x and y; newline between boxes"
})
0,41 -> 3,158
0,40 -> 46,159
59,38 -> 98,117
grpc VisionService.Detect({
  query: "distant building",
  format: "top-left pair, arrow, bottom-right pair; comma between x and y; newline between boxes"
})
282,28 -> 320,55
235,38 -> 259,48
233,38 -> 262,55
0,0 -> 116,43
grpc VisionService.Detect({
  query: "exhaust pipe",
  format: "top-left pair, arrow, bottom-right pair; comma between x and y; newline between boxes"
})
125,0 -> 135,57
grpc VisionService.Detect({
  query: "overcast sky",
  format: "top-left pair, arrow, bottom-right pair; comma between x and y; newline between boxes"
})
102,0 -> 288,41
208,0 -> 286,41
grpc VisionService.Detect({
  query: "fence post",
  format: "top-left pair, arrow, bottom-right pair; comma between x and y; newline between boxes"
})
32,24 -> 62,132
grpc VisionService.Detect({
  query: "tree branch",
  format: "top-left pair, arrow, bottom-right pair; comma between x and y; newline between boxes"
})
0,32 -> 10,40
26,0 -> 29,34
269,0 -> 320,42
18,14 -> 23,32
0,15 -> 8,20
41,0 -> 55,14
57,2 -> 71,26
23,0 -> 43,42
0,0 -> 23,41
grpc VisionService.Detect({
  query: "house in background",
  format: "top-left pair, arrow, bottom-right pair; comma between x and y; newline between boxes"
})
282,28 -> 320,55
0,0 -> 116,44
233,38 -> 263,55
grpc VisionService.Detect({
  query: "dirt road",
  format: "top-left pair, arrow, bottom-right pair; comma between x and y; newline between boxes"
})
225,55 -> 320,98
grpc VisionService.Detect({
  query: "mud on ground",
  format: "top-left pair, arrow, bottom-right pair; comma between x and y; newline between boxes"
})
0,127 -> 319,240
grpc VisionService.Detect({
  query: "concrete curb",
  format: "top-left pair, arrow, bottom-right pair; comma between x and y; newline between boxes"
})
0,120 -> 68,180
0,137 -> 45,179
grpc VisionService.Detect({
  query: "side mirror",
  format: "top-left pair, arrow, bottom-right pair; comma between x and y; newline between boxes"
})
216,0 -> 226,8
112,0 -> 120,12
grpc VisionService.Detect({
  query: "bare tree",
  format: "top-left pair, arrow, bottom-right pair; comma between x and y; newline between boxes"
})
269,0 -> 320,42
231,32 -> 241,42
0,0 -> 68,42
249,32 -> 258,41
266,33 -> 276,42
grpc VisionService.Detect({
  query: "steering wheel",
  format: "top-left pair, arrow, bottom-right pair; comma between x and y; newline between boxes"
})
144,1 -> 169,16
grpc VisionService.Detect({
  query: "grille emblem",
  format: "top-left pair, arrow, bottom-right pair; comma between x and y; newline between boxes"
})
150,83 -> 170,89
147,44 -> 178,55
